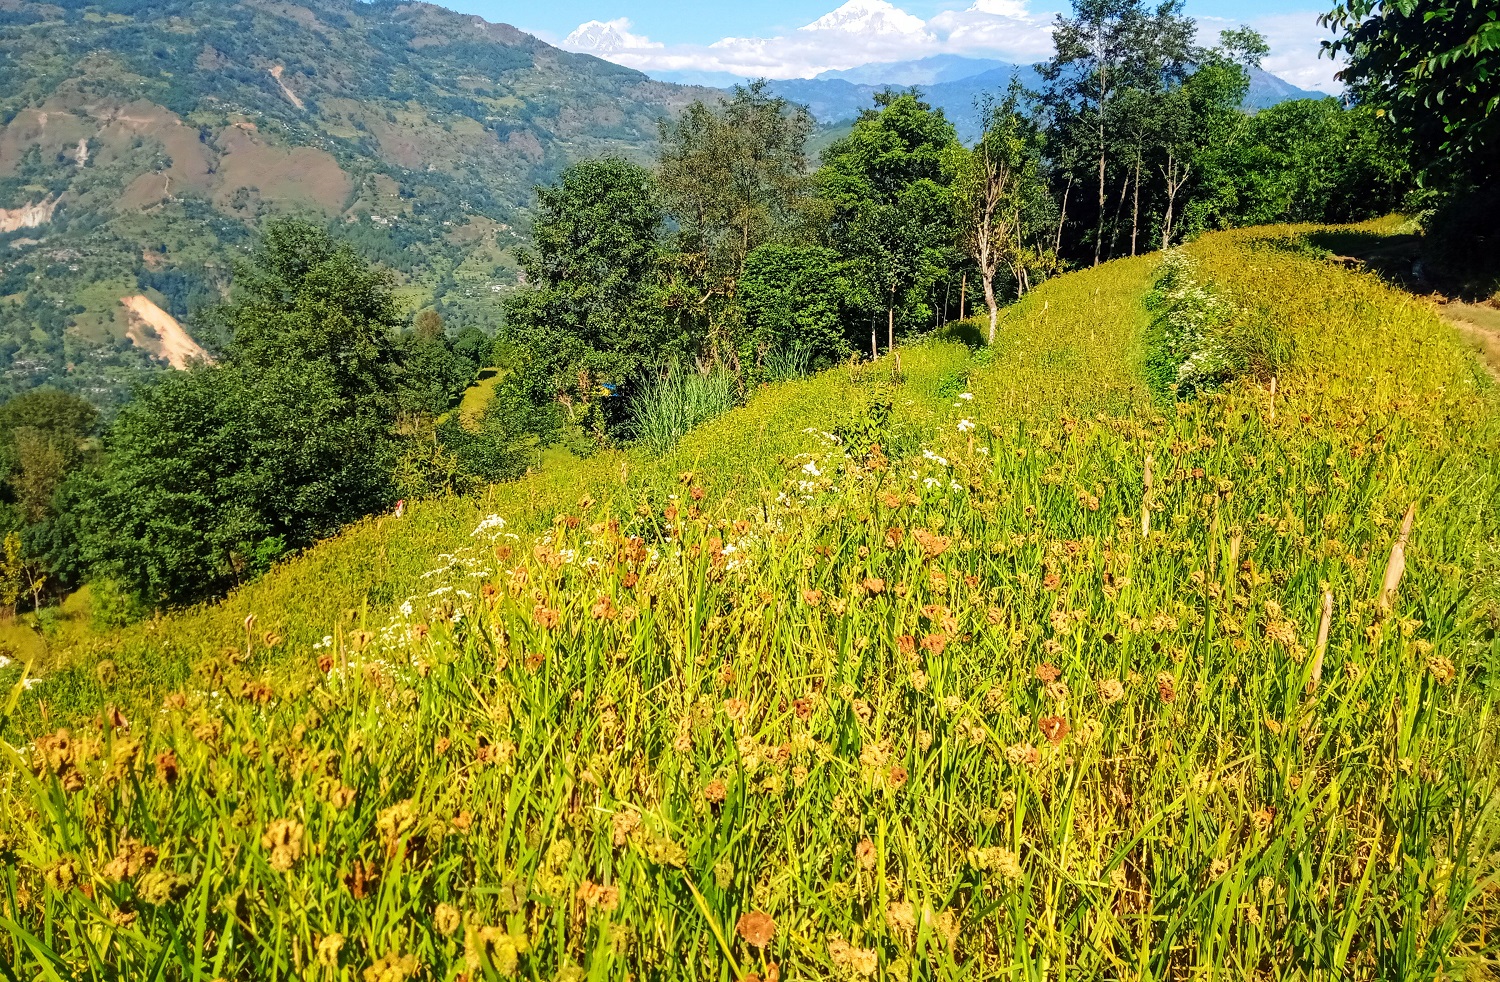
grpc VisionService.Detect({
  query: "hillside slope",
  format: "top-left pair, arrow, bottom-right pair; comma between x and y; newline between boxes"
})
0,0 -> 714,403
3,223 -> 1498,977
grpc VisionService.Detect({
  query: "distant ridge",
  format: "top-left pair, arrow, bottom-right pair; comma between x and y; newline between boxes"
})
642,54 -> 1327,141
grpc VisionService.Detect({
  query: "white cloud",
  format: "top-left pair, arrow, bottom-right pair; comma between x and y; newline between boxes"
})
1198,12 -> 1342,94
929,0 -> 1055,62
562,1 -> 1335,91
1252,13 -> 1343,93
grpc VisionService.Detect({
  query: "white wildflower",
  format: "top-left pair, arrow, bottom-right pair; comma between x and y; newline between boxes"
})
957,418 -> 975,433
803,460 -> 822,476
471,515 -> 507,537
958,392 -> 974,401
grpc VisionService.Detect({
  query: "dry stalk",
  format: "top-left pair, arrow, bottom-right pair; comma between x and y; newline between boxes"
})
1142,454 -> 1154,538
1379,503 -> 1417,609
1307,590 -> 1333,694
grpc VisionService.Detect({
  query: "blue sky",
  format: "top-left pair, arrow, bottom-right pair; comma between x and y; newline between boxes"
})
447,0 -> 1341,92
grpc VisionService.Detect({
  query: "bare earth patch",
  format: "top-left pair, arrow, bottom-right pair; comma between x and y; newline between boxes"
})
1438,301 -> 1500,381
269,65 -> 305,111
120,295 -> 213,370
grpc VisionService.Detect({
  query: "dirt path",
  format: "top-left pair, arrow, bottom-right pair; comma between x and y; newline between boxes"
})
120,295 -> 214,369
1437,301 -> 1500,381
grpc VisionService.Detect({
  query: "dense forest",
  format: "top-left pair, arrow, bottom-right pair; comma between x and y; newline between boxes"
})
0,0 -> 1493,614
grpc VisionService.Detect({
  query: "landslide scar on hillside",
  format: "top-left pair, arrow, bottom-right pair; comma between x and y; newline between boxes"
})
120,296 -> 214,370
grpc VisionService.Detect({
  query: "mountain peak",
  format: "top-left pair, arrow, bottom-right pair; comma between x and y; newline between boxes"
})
800,0 -> 930,39
563,18 -> 660,54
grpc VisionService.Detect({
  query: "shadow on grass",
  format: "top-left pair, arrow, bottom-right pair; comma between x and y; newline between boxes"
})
1289,226 -> 1499,304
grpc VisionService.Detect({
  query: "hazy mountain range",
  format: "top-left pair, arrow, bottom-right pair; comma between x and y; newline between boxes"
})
646,55 -> 1323,141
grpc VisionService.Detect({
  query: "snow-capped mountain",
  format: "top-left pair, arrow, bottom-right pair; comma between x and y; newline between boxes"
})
800,0 -> 932,39
563,18 -> 659,54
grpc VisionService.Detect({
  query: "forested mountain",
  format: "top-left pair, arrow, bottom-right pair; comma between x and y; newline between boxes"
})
0,0 -> 715,405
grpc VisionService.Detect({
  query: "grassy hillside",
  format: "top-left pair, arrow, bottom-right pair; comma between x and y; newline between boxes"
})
3,223 -> 1499,978
0,0 -> 715,404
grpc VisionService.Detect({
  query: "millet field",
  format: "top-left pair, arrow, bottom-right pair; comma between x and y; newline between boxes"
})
2,222 -> 1498,981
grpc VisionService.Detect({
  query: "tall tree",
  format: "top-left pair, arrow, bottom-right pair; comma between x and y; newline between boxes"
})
85,220 -> 405,605
1153,44 -> 1253,248
657,81 -> 817,358
820,91 -> 961,357
951,82 -> 1054,343
503,157 -> 673,417
1040,0 -> 1194,265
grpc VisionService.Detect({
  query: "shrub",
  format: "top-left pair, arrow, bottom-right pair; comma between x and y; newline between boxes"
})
1143,250 -> 1238,399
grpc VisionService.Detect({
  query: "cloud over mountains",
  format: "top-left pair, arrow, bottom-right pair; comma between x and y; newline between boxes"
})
560,0 -> 1339,93
563,0 -> 1051,79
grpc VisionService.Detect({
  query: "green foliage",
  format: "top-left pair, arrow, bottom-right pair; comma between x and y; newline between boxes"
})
835,384 -> 895,458
84,220 -> 403,606
760,344 -> 815,384
659,82 -> 817,280
738,244 -> 854,371
395,313 -> 484,418
0,390 -> 100,600
1199,99 -> 1412,228
503,158 -> 674,416
0,390 -> 98,527
1323,0 -> 1499,182
819,91 -> 963,350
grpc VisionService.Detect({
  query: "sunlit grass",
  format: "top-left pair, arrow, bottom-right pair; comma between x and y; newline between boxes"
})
2,224 -> 1497,980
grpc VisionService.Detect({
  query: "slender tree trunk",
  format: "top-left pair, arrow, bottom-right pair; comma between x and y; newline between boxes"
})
1160,155 -> 1192,250
871,317 -> 877,360
1109,170 -> 1129,261
959,271 -> 967,320
1055,174 -> 1072,255
982,271 -> 999,345
1161,154 -> 1174,250
887,303 -> 895,354
1131,152 -> 1142,256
